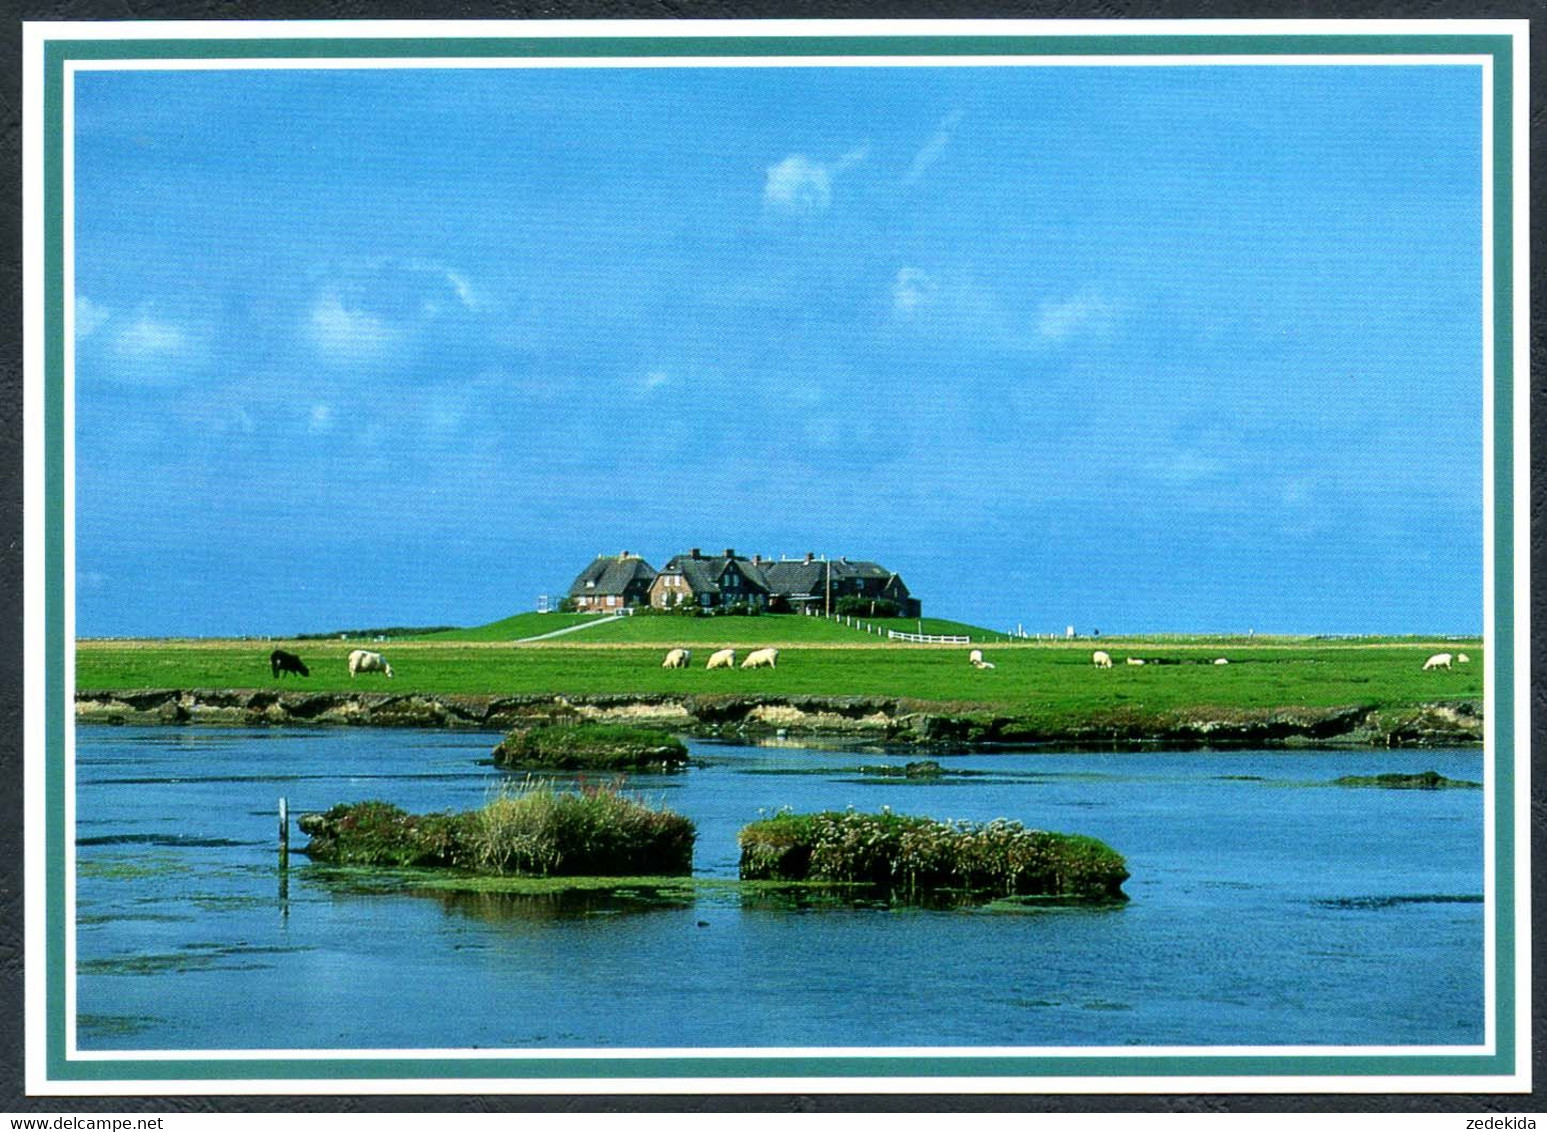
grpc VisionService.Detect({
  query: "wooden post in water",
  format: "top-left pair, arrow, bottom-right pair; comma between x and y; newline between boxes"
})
278,796 -> 289,869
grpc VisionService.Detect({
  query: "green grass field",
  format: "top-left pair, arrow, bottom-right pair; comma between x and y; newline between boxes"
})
76,623 -> 1484,719
414,611 -> 998,644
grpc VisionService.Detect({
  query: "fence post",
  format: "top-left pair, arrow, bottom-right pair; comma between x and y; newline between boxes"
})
278,796 -> 289,868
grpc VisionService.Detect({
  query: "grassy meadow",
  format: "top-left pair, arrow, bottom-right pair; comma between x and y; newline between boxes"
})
76,612 -> 1484,719
412,611 -> 995,645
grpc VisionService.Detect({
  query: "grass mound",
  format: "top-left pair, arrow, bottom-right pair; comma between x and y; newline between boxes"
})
492,722 -> 689,770
298,784 -> 696,876
738,809 -> 1128,900
296,801 -> 470,868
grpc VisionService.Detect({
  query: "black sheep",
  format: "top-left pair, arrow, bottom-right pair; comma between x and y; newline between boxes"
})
270,649 -> 310,678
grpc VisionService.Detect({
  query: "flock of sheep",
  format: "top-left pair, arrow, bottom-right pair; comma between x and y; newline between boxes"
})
662,647 -> 778,670
655,645 -> 1468,674
270,643 -> 1474,682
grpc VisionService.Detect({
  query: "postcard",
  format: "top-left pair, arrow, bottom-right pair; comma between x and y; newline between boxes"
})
21,18 -> 1531,1098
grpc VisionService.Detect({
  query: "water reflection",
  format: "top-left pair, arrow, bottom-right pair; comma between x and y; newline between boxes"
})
420,885 -> 697,926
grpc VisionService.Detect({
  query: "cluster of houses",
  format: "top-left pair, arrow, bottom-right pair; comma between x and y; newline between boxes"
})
565,548 -> 922,618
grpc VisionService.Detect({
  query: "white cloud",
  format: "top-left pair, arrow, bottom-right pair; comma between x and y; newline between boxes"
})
892,267 -> 936,313
114,314 -> 191,360
308,403 -> 334,434
308,290 -> 401,364
1037,291 -> 1120,342
75,295 -> 109,338
402,258 -> 486,312
444,269 -> 480,311
641,369 -> 674,392
903,110 -> 963,185
764,147 -> 868,214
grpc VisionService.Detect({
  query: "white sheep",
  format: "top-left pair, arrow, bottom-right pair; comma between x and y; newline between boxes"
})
347,649 -> 393,678
741,647 -> 779,669
1214,658 -> 1229,666
968,649 -> 984,665
1457,653 -> 1471,664
662,648 -> 691,669
1092,650 -> 1112,668
706,648 -> 736,670
1423,652 -> 1453,671
971,658 -> 996,670
1127,657 -> 1145,666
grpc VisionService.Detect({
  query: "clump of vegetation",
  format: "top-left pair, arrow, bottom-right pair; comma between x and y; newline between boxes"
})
858,760 -> 945,779
737,808 -> 1128,900
297,801 -> 472,867
492,722 -> 689,770
715,600 -> 763,617
1332,770 -> 1480,789
464,782 -> 695,875
835,596 -> 900,618
299,783 -> 695,876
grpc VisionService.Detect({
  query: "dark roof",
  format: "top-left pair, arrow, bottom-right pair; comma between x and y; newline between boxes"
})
757,560 -> 826,597
833,559 -> 892,581
626,550 -> 907,602
757,558 -> 894,588
714,557 -> 770,594
659,552 -> 770,596
567,555 -> 657,597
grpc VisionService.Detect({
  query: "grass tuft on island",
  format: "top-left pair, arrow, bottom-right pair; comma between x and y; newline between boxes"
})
1331,770 -> 1480,790
492,722 -> 689,771
298,783 -> 695,876
738,809 -> 1128,900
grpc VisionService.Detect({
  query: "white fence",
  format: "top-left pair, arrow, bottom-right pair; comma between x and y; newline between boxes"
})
886,630 -> 970,644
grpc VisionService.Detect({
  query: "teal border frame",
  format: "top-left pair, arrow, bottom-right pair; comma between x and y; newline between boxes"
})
39,29 -> 1518,1087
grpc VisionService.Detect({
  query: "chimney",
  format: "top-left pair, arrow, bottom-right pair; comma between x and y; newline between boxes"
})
752,554 -> 761,565
840,556 -> 848,564
620,550 -> 631,559
724,548 -> 735,559
691,548 -> 701,560
804,551 -> 813,564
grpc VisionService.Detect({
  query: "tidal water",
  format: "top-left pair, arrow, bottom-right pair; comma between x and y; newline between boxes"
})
74,726 -> 1485,1051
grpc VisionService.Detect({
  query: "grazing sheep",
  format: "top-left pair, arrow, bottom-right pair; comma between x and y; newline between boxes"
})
662,648 -> 692,669
741,647 -> 779,670
1214,658 -> 1230,666
1422,652 -> 1453,671
706,648 -> 736,670
270,649 -> 309,678
347,649 -> 393,678
1458,653 -> 1471,664
1092,650 -> 1113,668
1127,657 -> 1145,666
968,649 -> 984,665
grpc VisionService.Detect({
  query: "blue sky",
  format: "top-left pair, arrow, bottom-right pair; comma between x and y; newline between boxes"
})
72,62 -> 1484,637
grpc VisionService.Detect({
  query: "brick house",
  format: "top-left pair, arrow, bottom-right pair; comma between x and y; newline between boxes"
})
642,548 -> 919,617
566,551 -> 658,612
649,548 -> 771,611
758,552 -> 921,618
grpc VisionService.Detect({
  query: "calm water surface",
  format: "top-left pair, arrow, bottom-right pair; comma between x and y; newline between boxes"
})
74,726 -> 1484,1050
